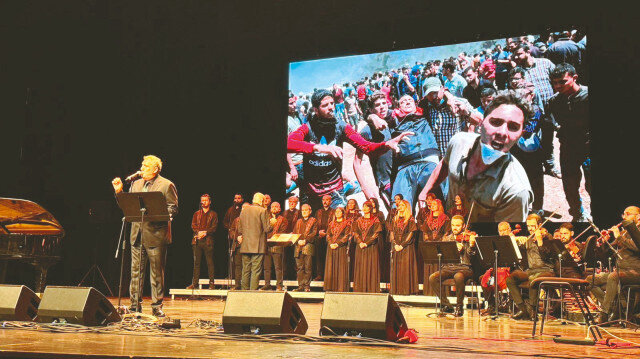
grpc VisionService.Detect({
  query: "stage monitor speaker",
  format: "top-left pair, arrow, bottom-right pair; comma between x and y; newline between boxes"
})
36,286 -> 121,326
0,285 -> 40,321
222,290 -> 308,334
320,292 -> 407,341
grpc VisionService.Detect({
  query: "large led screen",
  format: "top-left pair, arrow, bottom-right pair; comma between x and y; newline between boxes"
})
286,31 -> 589,223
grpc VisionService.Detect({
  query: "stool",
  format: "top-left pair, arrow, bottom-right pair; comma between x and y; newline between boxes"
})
529,277 -> 601,340
442,278 -> 481,316
623,284 -> 640,322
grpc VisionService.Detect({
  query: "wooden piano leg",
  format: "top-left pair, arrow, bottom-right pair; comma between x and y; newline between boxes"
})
34,263 -> 49,293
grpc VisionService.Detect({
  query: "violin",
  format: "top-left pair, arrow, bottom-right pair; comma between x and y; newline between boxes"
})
564,241 -> 581,262
455,230 -> 477,243
512,224 -> 522,235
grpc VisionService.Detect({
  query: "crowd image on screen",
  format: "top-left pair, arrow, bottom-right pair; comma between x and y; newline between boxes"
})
287,30 -> 589,223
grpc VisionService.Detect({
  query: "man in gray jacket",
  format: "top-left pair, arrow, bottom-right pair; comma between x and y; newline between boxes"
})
237,192 -> 272,290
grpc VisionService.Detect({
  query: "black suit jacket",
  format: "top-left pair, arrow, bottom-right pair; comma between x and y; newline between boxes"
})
128,175 -> 179,247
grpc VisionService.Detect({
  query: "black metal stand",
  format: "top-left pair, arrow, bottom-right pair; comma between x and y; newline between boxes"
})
114,191 -> 170,314
493,249 -> 499,318
228,239 -> 235,290
475,236 -> 521,320
421,241 -> 459,317
114,218 -> 127,311
346,238 -> 351,292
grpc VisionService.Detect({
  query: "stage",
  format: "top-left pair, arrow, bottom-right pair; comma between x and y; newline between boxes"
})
1,296 -> 639,358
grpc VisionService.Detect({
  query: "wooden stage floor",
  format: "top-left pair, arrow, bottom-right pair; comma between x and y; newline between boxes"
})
1,296 -> 640,358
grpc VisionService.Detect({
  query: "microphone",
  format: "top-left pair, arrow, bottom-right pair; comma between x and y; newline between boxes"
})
587,218 -> 600,233
124,171 -> 142,183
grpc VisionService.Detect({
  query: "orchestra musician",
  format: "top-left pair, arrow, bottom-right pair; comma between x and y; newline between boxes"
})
480,221 -> 517,316
429,215 -> 476,317
505,213 -> 556,320
587,206 -> 640,324
553,223 -> 583,279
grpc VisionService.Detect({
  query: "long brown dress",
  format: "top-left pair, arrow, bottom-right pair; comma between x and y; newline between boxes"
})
324,219 -> 351,292
352,216 -> 382,293
419,212 -> 450,295
389,216 -> 419,295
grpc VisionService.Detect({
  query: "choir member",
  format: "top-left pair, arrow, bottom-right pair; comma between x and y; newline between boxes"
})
419,199 -> 450,295
345,198 -> 362,221
324,207 -> 351,292
389,200 -> 419,295
352,201 -> 382,293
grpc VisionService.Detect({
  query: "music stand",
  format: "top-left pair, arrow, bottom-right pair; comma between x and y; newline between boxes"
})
476,236 -> 521,319
114,191 -> 170,312
420,241 -> 460,316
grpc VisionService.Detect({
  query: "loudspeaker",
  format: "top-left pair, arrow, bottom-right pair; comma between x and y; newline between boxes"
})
320,292 -> 407,341
36,286 -> 121,326
0,285 -> 40,321
222,291 -> 308,334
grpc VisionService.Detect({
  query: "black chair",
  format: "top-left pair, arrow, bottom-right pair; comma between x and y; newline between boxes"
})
441,278 -> 481,316
529,277 -> 601,340
622,284 -> 640,322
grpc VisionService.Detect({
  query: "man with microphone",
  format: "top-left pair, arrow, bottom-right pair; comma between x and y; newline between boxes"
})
112,155 -> 178,317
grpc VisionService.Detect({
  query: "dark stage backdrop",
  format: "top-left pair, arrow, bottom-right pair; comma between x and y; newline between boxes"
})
1,0 -> 638,294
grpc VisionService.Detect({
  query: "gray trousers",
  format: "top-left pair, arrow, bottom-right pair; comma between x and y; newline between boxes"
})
241,254 -> 264,290
130,242 -> 166,309
589,269 -> 640,313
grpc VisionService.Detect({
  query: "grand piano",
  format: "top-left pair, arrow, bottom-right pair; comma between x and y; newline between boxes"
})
0,198 -> 64,292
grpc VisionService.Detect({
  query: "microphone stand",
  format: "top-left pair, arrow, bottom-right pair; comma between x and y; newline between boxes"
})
346,236 -> 351,292
134,200 -> 146,313
389,237 -> 394,294
228,240 -> 234,291
114,217 -> 127,312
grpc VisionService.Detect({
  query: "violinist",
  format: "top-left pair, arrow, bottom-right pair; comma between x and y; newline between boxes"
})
428,215 -> 476,317
505,213 -> 555,320
587,206 -> 640,324
480,222 -> 517,316
552,223 -> 583,279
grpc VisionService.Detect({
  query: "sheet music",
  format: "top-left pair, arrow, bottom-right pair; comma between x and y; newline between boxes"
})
510,234 -> 523,260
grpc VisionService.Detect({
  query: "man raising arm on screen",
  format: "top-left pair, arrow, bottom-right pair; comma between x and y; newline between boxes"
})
287,89 -> 412,210
418,90 -> 533,222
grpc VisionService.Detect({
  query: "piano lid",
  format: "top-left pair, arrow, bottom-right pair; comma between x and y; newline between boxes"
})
0,198 -> 64,235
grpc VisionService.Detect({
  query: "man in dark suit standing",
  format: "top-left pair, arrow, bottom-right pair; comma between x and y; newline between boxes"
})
112,155 -> 178,317
237,193 -> 272,290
